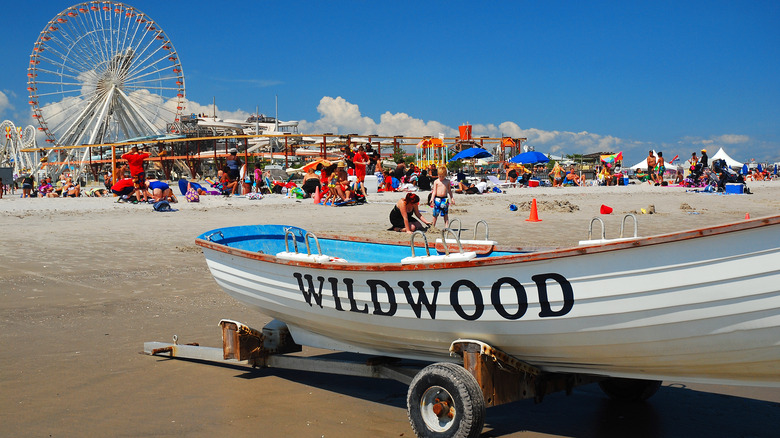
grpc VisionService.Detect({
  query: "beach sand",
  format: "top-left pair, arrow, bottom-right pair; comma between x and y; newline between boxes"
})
2,181 -> 779,437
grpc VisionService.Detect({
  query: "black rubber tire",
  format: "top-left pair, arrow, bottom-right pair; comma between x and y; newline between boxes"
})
407,362 -> 485,438
599,378 -> 662,401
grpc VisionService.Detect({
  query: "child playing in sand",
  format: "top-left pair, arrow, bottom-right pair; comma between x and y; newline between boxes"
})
429,166 -> 454,229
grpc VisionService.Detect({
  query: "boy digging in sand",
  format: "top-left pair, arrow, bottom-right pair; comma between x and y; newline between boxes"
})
430,166 -> 454,229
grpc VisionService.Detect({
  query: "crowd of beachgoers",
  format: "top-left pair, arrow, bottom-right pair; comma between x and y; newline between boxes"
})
4,144 -> 776,205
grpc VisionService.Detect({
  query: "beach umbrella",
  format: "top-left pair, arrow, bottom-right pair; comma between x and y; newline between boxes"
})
449,147 -> 492,161
509,150 -> 550,164
757,163 -> 763,172
741,164 -> 748,175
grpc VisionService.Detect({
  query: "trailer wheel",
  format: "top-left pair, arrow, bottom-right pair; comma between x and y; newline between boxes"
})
407,362 -> 485,438
599,378 -> 662,401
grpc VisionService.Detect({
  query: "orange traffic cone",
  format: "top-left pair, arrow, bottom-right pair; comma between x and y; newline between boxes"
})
745,213 -> 750,220
313,185 -> 321,204
526,198 -> 542,222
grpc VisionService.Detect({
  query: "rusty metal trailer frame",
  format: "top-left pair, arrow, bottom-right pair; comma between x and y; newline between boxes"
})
144,319 -> 605,437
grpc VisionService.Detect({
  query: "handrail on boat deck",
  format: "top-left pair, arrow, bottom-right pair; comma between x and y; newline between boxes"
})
448,218 -> 462,239
304,232 -> 323,256
620,214 -> 639,238
409,231 -> 431,258
205,231 -> 223,242
474,220 -> 489,241
283,228 -> 299,254
440,228 -> 465,255
587,217 -> 606,241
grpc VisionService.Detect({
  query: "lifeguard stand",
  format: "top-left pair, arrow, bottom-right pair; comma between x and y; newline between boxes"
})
416,136 -> 449,169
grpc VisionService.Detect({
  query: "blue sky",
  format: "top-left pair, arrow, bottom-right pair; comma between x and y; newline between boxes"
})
2,0 -> 778,165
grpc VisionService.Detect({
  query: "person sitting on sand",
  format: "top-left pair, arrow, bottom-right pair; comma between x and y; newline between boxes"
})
38,176 -> 57,197
505,165 -> 519,184
335,161 -> 352,202
599,165 -> 614,186
429,166 -> 454,229
61,178 -> 81,197
301,167 -> 321,198
389,193 -> 431,234
219,166 -> 239,196
563,168 -> 581,186
417,169 -> 432,191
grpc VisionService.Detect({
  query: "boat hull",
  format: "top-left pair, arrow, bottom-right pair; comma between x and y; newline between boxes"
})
198,218 -> 780,387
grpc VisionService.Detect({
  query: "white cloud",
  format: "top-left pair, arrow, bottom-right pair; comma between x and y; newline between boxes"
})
0,91 -> 13,115
298,96 -> 653,158
715,134 -> 750,144
15,92 -> 774,163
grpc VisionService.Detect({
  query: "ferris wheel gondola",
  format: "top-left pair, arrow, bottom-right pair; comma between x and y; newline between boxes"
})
27,1 -> 185,177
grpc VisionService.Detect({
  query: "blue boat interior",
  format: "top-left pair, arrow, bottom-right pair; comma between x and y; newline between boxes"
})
198,224 -> 520,263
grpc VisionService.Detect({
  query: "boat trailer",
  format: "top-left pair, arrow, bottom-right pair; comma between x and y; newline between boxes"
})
144,319 -> 659,438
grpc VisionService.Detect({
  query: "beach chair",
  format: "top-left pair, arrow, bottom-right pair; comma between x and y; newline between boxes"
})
487,175 -> 514,189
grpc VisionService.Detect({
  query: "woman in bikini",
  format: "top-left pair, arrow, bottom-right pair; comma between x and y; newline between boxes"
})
389,193 -> 431,233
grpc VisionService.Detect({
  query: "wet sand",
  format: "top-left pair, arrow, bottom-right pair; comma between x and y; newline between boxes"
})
1,181 -> 779,437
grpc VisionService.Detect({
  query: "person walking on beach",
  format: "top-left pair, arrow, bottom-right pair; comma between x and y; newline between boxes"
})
389,193 -> 430,233
700,149 -> 709,169
646,150 -> 657,185
429,166 -> 454,229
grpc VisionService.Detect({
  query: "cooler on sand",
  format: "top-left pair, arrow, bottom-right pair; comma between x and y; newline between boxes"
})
364,175 -> 378,193
528,179 -> 540,187
725,183 -> 744,194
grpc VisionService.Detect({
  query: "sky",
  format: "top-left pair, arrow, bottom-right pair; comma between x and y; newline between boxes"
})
1,0 -> 778,165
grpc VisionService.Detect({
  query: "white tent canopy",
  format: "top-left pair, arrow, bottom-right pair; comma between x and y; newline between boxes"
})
710,147 -> 743,169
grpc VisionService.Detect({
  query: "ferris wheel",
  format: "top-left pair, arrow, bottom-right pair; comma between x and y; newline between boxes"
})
28,1 -> 185,151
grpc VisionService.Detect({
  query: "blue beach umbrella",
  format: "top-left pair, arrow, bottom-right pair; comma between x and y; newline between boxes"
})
757,163 -> 763,172
509,150 -> 550,165
449,147 -> 492,161
741,164 -> 748,175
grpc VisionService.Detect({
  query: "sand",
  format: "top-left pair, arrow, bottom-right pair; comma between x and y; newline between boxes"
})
1,181 -> 779,437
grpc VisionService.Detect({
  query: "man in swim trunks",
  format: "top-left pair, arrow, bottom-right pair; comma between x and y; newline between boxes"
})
429,166 -> 454,229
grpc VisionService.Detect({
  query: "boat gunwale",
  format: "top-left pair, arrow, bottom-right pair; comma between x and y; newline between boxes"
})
195,215 -> 780,271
